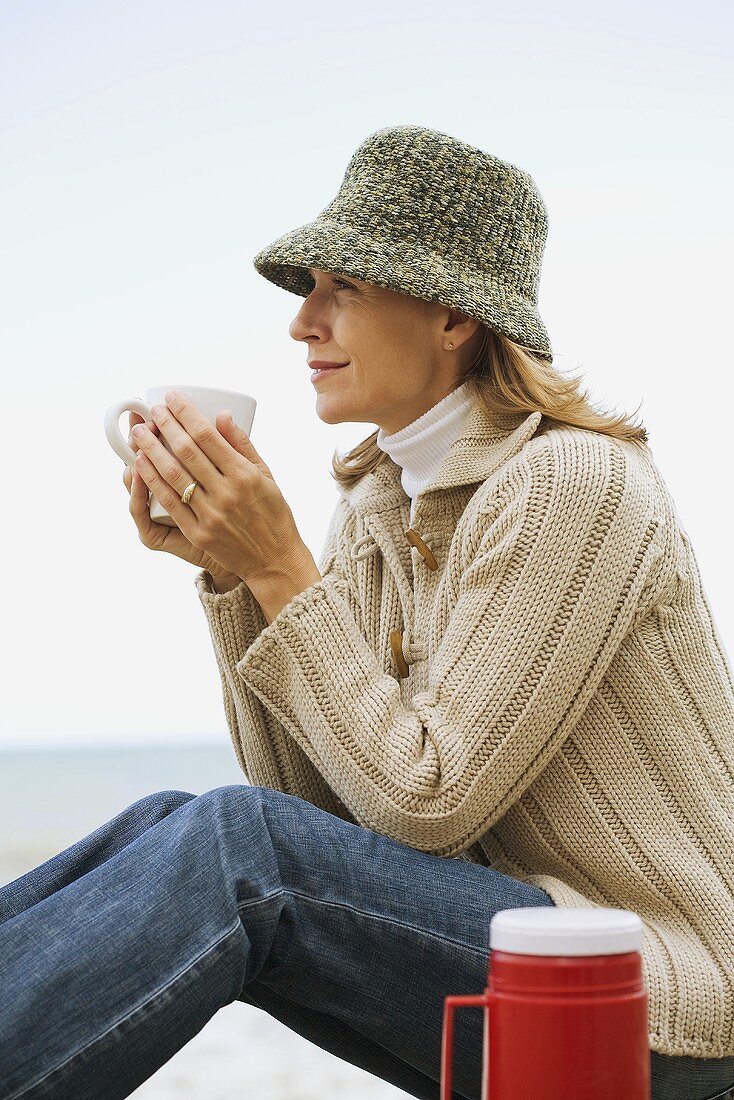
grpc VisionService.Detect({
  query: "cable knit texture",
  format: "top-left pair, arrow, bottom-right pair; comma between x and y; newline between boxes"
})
194,396 -> 734,1059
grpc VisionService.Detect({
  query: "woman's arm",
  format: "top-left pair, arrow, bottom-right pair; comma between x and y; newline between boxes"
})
195,495 -> 358,824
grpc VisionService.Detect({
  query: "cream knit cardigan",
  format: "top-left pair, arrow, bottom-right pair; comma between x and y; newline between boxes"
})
194,403 -> 734,1059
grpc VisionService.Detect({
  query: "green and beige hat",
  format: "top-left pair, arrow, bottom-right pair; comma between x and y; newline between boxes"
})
253,123 -> 553,364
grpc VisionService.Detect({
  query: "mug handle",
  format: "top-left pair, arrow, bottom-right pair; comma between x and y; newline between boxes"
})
104,398 -> 153,468
441,993 -> 488,1100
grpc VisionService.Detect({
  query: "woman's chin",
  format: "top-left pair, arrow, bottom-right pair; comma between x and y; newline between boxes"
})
314,394 -> 358,425
316,406 -> 351,425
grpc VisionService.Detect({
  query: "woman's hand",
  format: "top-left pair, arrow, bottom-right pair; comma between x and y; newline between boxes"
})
122,411 -> 242,587
126,390 -> 309,587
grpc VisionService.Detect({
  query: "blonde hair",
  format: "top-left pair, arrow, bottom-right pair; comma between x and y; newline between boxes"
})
330,324 -> 649,491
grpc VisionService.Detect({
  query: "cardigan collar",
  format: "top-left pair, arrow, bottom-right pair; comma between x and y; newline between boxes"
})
341,401 -> 544,516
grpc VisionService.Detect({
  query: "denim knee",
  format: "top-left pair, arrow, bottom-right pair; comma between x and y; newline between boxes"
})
191,784 -> 307,859
186,783 -> 276,825
126,788 -> 198,824
195,783 -> 284,813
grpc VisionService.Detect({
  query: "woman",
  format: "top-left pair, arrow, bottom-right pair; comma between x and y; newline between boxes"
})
2,124 -> 733,1100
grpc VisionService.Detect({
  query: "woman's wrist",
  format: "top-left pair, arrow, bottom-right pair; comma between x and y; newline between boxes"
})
208,570 -> 243,594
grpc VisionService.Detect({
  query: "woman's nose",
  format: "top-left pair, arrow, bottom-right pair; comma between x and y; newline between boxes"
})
289,308 -> 328,342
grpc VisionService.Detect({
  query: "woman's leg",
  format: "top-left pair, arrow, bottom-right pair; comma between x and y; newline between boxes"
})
4,783 -> 733,1100
6,781 -> 731,1100
238,982 -> 444,1099
0,783 -> 551,1100
2,782 -> 438,1097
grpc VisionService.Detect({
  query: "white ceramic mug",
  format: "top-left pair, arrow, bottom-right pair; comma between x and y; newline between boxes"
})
104,383 -> 257,527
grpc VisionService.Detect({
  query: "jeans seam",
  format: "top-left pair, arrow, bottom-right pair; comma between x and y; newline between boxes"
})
238,887 -> 488,959
7,916 -> 245,1100
288,887 -> 490,961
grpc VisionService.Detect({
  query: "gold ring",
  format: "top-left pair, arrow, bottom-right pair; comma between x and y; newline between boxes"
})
181,481 -> 198,504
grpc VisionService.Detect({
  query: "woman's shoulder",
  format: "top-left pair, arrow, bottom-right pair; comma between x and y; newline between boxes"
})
472,422 -> 667,525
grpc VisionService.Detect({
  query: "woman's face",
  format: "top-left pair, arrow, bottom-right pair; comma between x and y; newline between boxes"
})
289,268 -> 480,434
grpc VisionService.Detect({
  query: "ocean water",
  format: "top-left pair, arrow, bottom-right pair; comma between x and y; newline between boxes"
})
0,743 -> 411,1099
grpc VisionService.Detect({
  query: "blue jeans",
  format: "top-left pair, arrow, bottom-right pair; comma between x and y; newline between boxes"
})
1,785 -> 733,1099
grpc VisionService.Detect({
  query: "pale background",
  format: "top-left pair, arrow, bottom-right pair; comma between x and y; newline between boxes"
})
1,1 -> 732,1096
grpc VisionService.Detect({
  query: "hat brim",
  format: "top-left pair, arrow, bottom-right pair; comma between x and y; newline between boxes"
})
253,217 -> 553,364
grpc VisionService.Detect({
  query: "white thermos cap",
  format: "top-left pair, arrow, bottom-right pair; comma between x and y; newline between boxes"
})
490,907 -> 643,956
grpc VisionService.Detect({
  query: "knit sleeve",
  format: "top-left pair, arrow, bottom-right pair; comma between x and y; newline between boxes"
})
234,434 -> 666,856
193,494 -> 358,824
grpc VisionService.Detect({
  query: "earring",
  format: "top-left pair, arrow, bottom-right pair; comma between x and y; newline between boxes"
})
447,342 -> 454,349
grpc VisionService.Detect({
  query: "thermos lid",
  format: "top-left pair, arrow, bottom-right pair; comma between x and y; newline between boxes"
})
490,907 -> 643,956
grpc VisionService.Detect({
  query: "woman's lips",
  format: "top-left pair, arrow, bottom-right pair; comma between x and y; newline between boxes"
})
311,365 -> 348,383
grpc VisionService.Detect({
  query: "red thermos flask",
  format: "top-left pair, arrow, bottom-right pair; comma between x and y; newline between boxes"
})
441,907 -> 650,1099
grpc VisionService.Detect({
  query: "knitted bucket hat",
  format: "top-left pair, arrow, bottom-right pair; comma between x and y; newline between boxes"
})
253,124 -> 553,364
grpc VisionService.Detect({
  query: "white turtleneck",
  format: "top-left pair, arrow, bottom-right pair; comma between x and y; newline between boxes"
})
375,380 -> 476,524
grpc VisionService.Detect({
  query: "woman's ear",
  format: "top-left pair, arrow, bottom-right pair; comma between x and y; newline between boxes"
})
445,310 -> 483,349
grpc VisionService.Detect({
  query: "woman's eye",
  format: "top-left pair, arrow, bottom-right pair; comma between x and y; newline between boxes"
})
333,279 -> 351,290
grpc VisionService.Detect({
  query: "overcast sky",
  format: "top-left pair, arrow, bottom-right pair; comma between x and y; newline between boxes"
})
1,0 -> 732,749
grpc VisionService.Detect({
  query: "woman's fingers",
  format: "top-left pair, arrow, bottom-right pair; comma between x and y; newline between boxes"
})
122,418 -> 158,494
132,405 -> 215,508
123,416 -> 166,542
129,463 -> 167,550
129,464 -> 149,515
